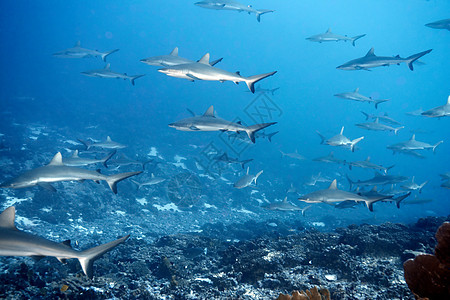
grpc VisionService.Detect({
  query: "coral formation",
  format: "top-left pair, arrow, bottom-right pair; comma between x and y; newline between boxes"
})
277,286 -> 331,300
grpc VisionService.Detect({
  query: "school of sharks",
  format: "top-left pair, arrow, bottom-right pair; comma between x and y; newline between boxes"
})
0,0 -> 449,295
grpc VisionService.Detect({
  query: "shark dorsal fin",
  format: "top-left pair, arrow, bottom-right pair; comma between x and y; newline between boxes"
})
203,105 -> 215,117
246,167 -> 249,175
374,171 -> 383,178
104,63 -> 111,70
170,47 -> 178,56
283,197 -> 288,203
198,53 -> 210,65
0,207 -> 17,230
326,28 -> 331,33
371,186 -> 377,192
374,118 -> 379,123
75,41 -> 81,47
328,179 -> 337,190
48,152 -> 64,166
106,136 -> 112,141
447,95 -> 450,105
365,48 -> 375,57
71,150 -> 79,158
340,126 -> 344,135
354,88 -> 359,93
410,134 -> 416,141
366,156 -> 370,162
151,173 -> 155,178
411,176 -> 415,183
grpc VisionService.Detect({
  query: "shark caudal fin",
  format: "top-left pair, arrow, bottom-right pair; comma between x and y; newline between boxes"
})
101,150 -> 117,168
316,131 -> 326,144
245,122 -> 277,143
432,141 -> 443,153
350,136 -> 364,152
106,171 -> 142,194
394,126 -> 404,135
256,9 -> 274,22
406,49 -> 432,71
385,165 -> 395,173
351,34 -> 366,46
365,198 -> 383,212
346,174 -> 356,190
374,99 -> 389,109
240,159 -> 254,169
78,235 -> 129,278
361,111 -> 370,120
254,170 -> 264,184
266,131 -> 279,142
130,74 -> 145,86
395,192 -> 411,209
244,71 -> 277,93
77,138 -> 91,150
130,179 -> 142,190
101,49 -> 119,62
418,181 -> 429,193
209,57 -> 223,66
301,205 -> 311,217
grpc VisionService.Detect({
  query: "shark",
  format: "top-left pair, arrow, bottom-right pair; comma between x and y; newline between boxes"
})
280,149 -> 306,161
194,0 -> 274,22
361,111 -> 401,125
233,167 -> 263,189
306,28 -> 366,46
357,186 -> 410,209
263,197 -> 311,215
440,172 -> 450,181
401,176 -> 428,194
334,88 -> 389,109
78,136 -> 127,150
0,153 -> 142,194
441,180 -> 450,189
168,105 -> 277,143
53,41 -> 119,62
109,154 -> 152,170
62,150 -> 116,168
227,130 -> 278,143
304,172 -> 332,187
425,19 -> 450,31
214,153 -> 253,169
346,156 -> 394,174
81,63 -> 145,86
250,85 -> 280,95
287,183 -> 300,195
421,96 -> 450,118
0,206 -> 128,278
158,53 -> 277,93
401,195 -> 433,206
140,47 -> 223,67
355,118 -> 404,135
406,108 -> 424,117
387,134 -> 443,154
298,179 -> 380,211
316,126 -> 364,152
346,172 -> 408,189
312,152 -> 346,165
131,174 -> 166,190
337,48 -> 432,71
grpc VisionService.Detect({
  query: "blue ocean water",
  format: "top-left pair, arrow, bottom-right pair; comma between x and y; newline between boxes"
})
0,0 -> 449,281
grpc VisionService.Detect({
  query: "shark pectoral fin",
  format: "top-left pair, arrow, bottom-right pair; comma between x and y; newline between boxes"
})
31,255 -> 46,262
186,74 -> 201,81
38,182 -> 57,192
189,126 -> 200,131
94,180 -> 100,184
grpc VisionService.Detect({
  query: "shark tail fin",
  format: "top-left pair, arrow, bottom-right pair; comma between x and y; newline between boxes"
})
351,34 -> 366,46
245,122 -> 277,143
418,181 -> 428,193
244,71 -> 277,93
209,57 -> 223,66
266,131 -> 279,142
271,87 -> 280,95
346,174 -> 355,190
78,235 -> 129,278
130,179 -> 142,190
316,131 -> 326,144
301,205 -> 311,217
374,99 -> 389,109
350,136 -> 364,152
395,192 -> 411,209
102,150 -> 117,168
365,198 -> 382,212
77,138 -> 91,150
106,171 -> 142,194
406,49 -> 432,71
254,170 -> 264,184
432,141 -> 443,153
240,159 -> 254,169
386,165 -> 395,173
102,49 -> 119,62
255,9 -> 274,22
394,126 -> 404,135
361,111 -> 370,120
130,74 -> 145,86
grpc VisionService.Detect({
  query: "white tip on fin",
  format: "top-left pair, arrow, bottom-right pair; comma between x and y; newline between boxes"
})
340,126 -> 344,135
48,152 -> 64,166
72,150 -> 79,158
104,63 -> 110,70
203,105 -> 215,117
75,41 -> 81,47
447,95 -> 450,105
0,207 -> 17,230
354,87 -> 359,93
198,53 -> 210,65
106,136 -> 112,141
328,179 -> 337,190
410,134 -> 415,140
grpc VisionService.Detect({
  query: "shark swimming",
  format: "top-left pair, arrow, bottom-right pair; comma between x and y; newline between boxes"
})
233,167 -> 263,189
81,64 -> 145,86
0,153 -> 142,194
194,0 -> 274,22
62,150 -> 116,168
78,136 -> 127,150
316,126 -> 364,152
214,152 -> 253,169
263,197 -> 311,216
158,53 -> 277,93
387,134 -> 443,154
355,118 -> 404,135
312,152 -> 346,165
306,28 -> 366,46
421,96 -> 450,118
168,105 -> 277,143
401,176 -> 428,194
346,172 -> 408,189
425,19 -> 450,31
361,111 -> 402,125
346,156 -> 394,174
53,41 -> 119,62
140,47 -> 223,67
334,88 -> 389,109
337,48 -> 432,71
131,174 -> 166,190
0,206 -> 129,278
